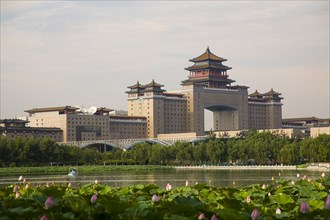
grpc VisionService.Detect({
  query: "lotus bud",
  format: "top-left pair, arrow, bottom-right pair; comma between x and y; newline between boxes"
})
291,180 -> 295,185
271,176 -> 275,181
196,182 -> 198,185
95,180 -> 99,184
25,184 -> 29,190
198,213 -> 206,219
15,192 -> 20,198
210,214 -> 218,220
303,175 -> 307,180
297,173 -> 300,178
276,208 -> 281,214
44,197 -> 54,209
18,176 -> 23,181
166,183 -> 172,191
91,194 -> 97,203
262,184 -> 266,190
68,182 -> 71,188
233,181 -> 235,186
324,194 -> 330,209
13,185 -> 19,193
40,215 -> 48,220
185,180 -> 189,186
251,208 -> 260,220
246,195 -> 251,204
152,194 -> 160,202
278,172 -> 281,177
308,178 -> 312,182
23,178 -> 26,183
300,201 -> 310,214
268,192 -> 271,196
321,172 -> 325,178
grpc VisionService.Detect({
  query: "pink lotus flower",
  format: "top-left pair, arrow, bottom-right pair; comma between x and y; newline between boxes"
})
152,194 -> 160,202
300,201 -> 310,214
166,183 -> 172,191
18,176 -> 23,181
40,215 -> 48,220
198,213 -> 206,219
91,194 -> 97,203
324,194 -> 330,209
23,178 -> 26,183
44,197 -> 54,209
251,208 -> 260,220
210,214 -> 218,220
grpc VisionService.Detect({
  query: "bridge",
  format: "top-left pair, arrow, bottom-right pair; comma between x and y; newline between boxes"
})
58,136 -> 209,151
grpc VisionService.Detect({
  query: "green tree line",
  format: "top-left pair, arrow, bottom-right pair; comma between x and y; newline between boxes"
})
0,131 -> 329,167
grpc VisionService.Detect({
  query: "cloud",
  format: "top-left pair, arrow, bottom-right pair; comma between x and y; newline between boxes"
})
1,1 -> 329,122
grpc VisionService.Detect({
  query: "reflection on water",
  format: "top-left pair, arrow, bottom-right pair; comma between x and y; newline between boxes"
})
0,169 -> 328,188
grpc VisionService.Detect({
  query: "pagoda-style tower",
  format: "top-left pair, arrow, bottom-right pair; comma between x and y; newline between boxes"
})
182,47 -> 234,88
180,47 -> 249,135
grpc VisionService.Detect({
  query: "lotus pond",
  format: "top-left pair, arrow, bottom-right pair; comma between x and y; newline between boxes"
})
0,174 -> 330,220
1,169 -> 328,188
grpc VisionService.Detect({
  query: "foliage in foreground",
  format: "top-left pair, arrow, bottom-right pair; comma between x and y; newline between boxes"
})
1,176 -> 330,220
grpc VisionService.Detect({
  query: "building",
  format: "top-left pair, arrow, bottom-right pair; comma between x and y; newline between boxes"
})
127,80 -> 188,138
0,119 -> 63,141
283,117 -> 330,137
25,106 -> 147,142
127,47 -> 283,138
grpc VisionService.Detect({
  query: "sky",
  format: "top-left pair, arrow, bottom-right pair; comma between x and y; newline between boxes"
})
1,1 -> 329,130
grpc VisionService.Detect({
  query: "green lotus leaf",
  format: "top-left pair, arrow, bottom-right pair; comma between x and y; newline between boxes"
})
218,208 -> 247,220
270,194 -> 294,205
8,206 -> 35,216
308,199 -> 325,210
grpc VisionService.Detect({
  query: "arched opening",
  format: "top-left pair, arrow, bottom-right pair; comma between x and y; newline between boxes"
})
84,143 -> 117,153
204,104 -> 238,131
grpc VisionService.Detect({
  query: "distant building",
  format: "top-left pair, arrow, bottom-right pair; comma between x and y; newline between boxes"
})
127,47 -> 283,138
25,106 -> 146,142
0,119 -> 63,141
282,117 -> 330,137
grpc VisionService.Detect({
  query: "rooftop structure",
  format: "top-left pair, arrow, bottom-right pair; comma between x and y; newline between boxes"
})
183,47 -> 234,88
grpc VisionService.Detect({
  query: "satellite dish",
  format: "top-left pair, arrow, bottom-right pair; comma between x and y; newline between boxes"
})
89,106 -> 97,114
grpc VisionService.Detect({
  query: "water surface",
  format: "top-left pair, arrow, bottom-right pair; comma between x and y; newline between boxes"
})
0,169 -> 327,188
